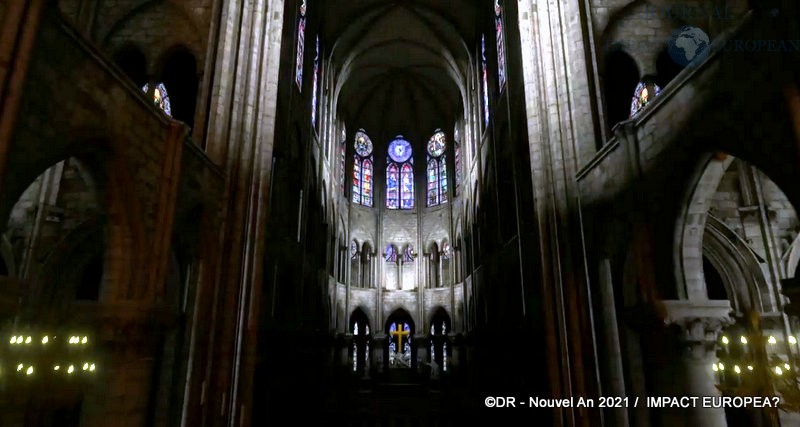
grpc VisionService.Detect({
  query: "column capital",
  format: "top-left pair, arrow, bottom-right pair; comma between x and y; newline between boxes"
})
663,300 -> 734,359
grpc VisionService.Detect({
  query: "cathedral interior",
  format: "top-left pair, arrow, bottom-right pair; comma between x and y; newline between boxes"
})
1,0 -> 800,426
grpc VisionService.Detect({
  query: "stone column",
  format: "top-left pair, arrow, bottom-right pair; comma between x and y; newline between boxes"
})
663,300 -> 733,427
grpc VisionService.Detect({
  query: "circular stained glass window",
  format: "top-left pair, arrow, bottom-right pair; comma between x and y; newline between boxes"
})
388,136 -> 412,163
354,131 -> 373,157
427,130 -> 446,157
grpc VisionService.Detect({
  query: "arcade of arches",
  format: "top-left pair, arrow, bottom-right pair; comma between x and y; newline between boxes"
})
1,0 -> 799,426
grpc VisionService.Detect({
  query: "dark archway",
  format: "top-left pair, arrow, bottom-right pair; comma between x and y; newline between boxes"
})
159,47 -> 199,127
655,48 -> 684,89
385,308 -> 415,370
350,308 -> 371,374
429,307 -> 451,373
112,45 -> 147,87
603,48 -> 639,130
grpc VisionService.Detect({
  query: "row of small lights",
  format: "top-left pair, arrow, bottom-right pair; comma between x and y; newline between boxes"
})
720,335 -> 797,346
713,362 -> 792,376
9,335 -> 89,345
14,362 -> 96,376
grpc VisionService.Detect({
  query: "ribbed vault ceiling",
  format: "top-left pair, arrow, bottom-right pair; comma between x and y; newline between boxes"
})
322,0 -> 479,145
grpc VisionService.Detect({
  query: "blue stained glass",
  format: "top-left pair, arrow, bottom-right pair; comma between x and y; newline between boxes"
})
388,137 -> 413,163
427,130 -> 446,157
311,35 -> 319,127
427,159 -> 438,207
387,163 -> 399,209
362,159 -> 373,207
401,163 -> 414,209
495,0 -> 507,89
142,83 -> 171,116
481,35 -> 489,127
354,131 -> 373,157
630,81 -> 661,117
440,155 -> 448,203
403,246 -> 414,262
295,1 -> 306,90
352,155 -> 361,204
385,245 -> 397,262
353,130 -> 373,207
454,143 -> 461,197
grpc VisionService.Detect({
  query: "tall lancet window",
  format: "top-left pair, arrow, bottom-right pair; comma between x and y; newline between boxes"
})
387,136 -> 414,209
429,312 -> 451,374
426,130 -> 448,206
495,0 -> 507,89
338,125 -> 346,191
481,35 -> 490,128
294,0 -> 307,90
389,322 -> 412,368
454,128 -> 462,197
311,35 -> 320,127
351,310 -> 370,374
352,130 -> 373,206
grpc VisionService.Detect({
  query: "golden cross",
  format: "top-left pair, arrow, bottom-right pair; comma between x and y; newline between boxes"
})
390,324 -> 410,354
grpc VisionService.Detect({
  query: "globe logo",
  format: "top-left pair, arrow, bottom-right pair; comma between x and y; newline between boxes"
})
668,25 -> 711,67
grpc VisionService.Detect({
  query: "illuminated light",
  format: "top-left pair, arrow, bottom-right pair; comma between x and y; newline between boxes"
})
769,336 -> 777,345
16,364 -> 23,372
721,336 -> 729,345
740,336 -> 748,345
67,365 -> 74,374
791,336 -> 798,345
26,366 -> 33,375
712,364 -> 719,372
89,364 -> 95,372
41,336 -> 48,344
82,336 -> 87,344
785,363 -> 791,371
54,365 -> 60,371
25,336 -> 31,344
719,363 -> 725,371
17,336 -> 22,343
10,336 -> 16,344
748,365 -> 754,371
734,365 -> 741,374
776,366 -> 783,375
82,363 -> 89,371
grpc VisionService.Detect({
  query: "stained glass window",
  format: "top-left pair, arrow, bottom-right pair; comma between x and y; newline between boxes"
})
495,0 -> 507,89
430,320 -> 448,373
401,163 -> 414,209
387,163 -> 399,209
142,83 -> 172,116
352,130 -> 373,207
385,244 -> 397,262
387,136 -> 414,210
389,322 -> 412,368
454,142 -> 462,197
426,130 -> 448,207
338,125 -> 346,191
481,35 -> 490,128
403,245 -> 415,262
630,81 -> 662,118
350,241 -> 358,258
311,35 -> 319,128
352,319 -> 370,373
295,0 -> 307,91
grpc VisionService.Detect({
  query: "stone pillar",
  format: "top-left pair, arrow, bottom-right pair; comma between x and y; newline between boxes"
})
598,259 -> 629,427
663,300 -> 733,427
